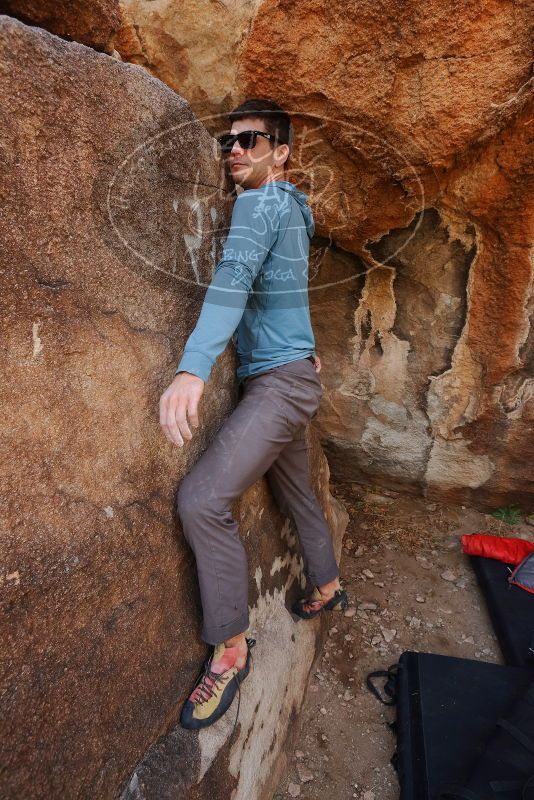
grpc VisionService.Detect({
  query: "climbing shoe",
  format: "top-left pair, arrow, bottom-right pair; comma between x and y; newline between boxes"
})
180,637 -> 256,731
291,587 -> 349,619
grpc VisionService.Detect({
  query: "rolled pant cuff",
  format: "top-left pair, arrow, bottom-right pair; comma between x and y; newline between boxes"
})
201,610 -> 250,646
307,563 -> 340,587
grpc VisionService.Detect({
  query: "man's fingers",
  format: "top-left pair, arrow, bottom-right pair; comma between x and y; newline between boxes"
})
175,405 -> 194,443
159,390 -> 185,447
165,399 -> 186,447
187,397 -> 200,429
164,428 -> 184,447
159,377 -> 204,447
159,393 -> 169,428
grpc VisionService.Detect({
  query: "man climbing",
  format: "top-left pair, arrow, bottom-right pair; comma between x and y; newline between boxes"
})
159,99 -> 347,731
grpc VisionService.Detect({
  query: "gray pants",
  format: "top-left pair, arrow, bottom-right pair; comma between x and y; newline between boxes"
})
176,356 -> 340,645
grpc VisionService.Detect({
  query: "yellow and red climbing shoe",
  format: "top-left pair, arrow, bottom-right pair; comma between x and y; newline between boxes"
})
180,637 -> 256,731
292,587 -> 349,619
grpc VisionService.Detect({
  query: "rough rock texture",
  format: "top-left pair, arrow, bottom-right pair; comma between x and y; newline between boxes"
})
116,0 -> 534,510
241,0 -> 534,511
308,79 -> 534,510
0,16 -> 347,800
0,0 -> 122,52
115,0 -> 261,125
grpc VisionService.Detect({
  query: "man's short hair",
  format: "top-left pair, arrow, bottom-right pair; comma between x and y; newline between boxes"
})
228,98 -> 293,170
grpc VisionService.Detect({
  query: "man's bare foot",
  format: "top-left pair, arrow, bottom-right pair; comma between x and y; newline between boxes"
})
318,578 -> 342,601
222,632 -> 248,669
291,584 -> 348,619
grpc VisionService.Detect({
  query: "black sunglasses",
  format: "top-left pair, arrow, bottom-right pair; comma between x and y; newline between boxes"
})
217,129 -> 278,155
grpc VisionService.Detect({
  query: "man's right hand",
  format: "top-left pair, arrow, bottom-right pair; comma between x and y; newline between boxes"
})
159,371 -> 205,448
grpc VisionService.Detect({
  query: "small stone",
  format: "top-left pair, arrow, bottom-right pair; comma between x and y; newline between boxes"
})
371,635 -> 382,646
353,545 -> 365,557
344,608 -> 356,617
415,595 -> 425,603
418,563 -> 433,571
345,634 -> 353,641
288,782 -> 301,797
441,570 -> 457,582
381,627 -> 397,643
363,569 -> 374,579
296,764 -> 314,783
328,627 -> 338,636
409,617 -> 421,629
463,635 -> 475,645
363,791 -> 375,800
321,733 -> 328,741
320,707 -> 327,715
358,602 -> 377,611
343,689 -> 354,701
374,581 -> 385,587
295,750 -> 305,759
366,493 -> 393,505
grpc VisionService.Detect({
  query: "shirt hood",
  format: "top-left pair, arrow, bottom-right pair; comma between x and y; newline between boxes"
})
269,180 -> 315,239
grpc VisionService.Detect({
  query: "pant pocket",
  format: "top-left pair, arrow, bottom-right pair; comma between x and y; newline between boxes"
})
286,378 -> 322,432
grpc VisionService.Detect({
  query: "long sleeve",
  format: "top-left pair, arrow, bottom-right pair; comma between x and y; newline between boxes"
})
175,190 -> 281,382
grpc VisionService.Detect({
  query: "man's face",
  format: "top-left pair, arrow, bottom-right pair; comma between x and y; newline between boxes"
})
223,117 -> 288,189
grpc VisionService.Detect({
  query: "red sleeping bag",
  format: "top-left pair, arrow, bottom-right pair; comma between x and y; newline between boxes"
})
461,533 -> 534,566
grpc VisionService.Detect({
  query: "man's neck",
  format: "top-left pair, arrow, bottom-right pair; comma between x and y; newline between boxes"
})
253,172 -> 287,189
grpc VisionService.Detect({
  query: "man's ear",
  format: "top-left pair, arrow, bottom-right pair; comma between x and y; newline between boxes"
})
275,143 -> 290,168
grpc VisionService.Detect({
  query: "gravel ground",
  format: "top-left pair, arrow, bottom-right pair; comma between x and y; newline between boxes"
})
274,483 -> 534,800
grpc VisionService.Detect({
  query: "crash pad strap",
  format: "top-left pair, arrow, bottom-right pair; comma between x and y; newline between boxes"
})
437,784 -> 480,799
365,664 -> 398,706
496,718 -> 534,754
490,773 -> 534,795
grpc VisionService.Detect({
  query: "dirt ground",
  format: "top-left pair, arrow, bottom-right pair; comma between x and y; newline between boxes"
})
273,483 -> 534,800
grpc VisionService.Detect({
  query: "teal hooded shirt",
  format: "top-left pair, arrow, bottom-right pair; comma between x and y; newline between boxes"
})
175,179 -> 316,385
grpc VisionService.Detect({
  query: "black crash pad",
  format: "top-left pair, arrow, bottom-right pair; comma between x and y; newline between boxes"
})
395,651 -> 534,800
469,555 -> 534,669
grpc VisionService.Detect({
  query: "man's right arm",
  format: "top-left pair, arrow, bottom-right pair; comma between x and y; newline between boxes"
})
160,190 -> 280,448
174,190 -> 280,383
